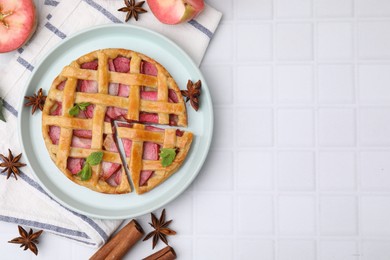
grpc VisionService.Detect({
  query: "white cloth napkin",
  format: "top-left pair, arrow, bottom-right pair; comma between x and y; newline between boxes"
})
0,0 -> 221,247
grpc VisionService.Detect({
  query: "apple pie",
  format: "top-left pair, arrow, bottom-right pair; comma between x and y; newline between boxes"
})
42,48 -> 193,194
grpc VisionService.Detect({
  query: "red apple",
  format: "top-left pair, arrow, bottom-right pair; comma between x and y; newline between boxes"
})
147,0 -> 204,25
0,0 -> 37,53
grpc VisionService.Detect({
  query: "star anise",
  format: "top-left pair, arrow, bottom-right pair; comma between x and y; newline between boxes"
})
8,226 -> 43,255
118,0 -> 147,22
24,88 -> 46,115
143,208 -> 176,249
181,79 -> 201,111
0,149 -> 26,180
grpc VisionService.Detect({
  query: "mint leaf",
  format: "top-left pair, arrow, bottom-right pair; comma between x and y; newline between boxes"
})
0,98 -> 5,122
78,102 -> 90,111
69,105 -> 80,116
69,102 -> 90,116
78,164 -> 92,181
159,148 -> 176,167
86,151 -> 104,166
76,151 -> 102,181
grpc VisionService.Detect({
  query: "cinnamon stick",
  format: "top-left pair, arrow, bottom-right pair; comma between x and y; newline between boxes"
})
143,246 -> 177,260
90,219 -> 144,260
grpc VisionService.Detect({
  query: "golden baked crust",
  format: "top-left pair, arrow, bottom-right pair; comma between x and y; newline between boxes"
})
42,48 -> 190,194
117,123 -> 193,194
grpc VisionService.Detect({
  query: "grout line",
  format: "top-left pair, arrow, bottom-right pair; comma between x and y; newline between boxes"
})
231,3 -> 239,258
192,193 -> 196,260
213,103 -> 390,109
211,147 -> 390,152
234,16 -> 390,23
313,8 -> 321,259
190,233 -> 390,240
190,190 -> 390,196
272,2 -> 279,259
203,60 -> 390,68
353,0 -> 363,258
188,191 -> 195,260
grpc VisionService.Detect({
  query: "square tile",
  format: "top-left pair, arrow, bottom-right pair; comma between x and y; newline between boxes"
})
195,238 -> 233,260
361,196 -> 390,236
71,242 -> 95,259
319,196 -> 357,235
319,241 -> 358,260
318,64 -> 354,104
236,0 -> 273,19
360,151 -> 390,190
318,151 -> 356,191
361,240 -> 390,260
201,65 -> 232,105
277,151 -> 315,190
165,192 -> 193,235
277,109 -> 314,146
315,0 -> 353,17
203,24 -> 233,64
359,108 -> 390,146
358,21 -> 390,59
206,0 -> 233,20
317,22 -> 353,60
278,240 -> 316,260
236,66 -> 273,104
278,196 -> 316,235
195,194 -> 233,235
238,195 -> 273,235
212,107 -> 234,148
358,64 -> 390,103
0,223 -> 22,234
194,150 -> 233,191
236,151 -> 274,191
356,0 -> 390,16
318,108 -> 356,146
276,0 -> 312,18
237,108 -> 273,147
169,237 -> 193,259
276,65 -> 314,103
37,234 -> 73,260
237,23 -> 272,61
276,23 -> 313,60
237,239 -> 274,260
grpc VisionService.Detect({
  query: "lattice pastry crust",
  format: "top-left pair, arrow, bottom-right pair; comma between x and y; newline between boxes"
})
42,48 -> 192,194
118,123 -> 193,194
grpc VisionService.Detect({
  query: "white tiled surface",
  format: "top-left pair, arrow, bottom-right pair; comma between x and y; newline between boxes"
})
2,0 -> 390,259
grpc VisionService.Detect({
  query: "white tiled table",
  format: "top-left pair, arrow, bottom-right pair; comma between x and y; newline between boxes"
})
2,0 -> 390,259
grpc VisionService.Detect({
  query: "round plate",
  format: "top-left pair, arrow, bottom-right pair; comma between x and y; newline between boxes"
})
18,24 -> 213,219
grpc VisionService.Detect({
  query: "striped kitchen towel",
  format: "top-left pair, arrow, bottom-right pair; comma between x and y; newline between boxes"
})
0,0 -> 222,247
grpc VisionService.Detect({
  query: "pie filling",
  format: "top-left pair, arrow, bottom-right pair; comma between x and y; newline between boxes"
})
65,131 -> 124,187
43,49 -> 191,193
74,58 -> 178,186
60,122 -> 185,188
48,58 -> 183,188
118,123 -> 186,187
67,158 -> 84,175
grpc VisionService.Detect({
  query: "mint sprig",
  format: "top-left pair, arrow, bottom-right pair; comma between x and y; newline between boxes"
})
69,102 -> 90,116
159,148 -> 176,167
78,163 -> 92,181
86,151 -> 104,166
77,151 -> 103,181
